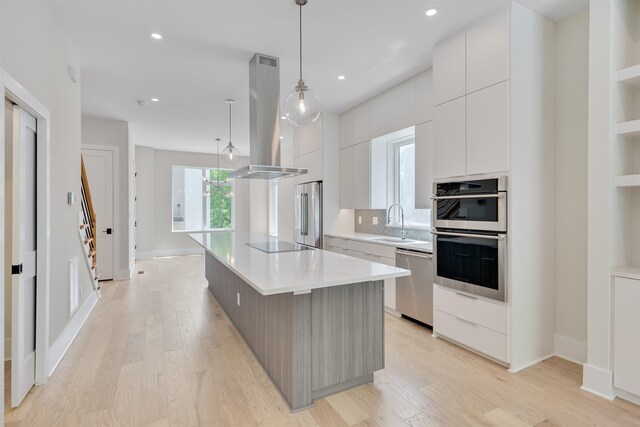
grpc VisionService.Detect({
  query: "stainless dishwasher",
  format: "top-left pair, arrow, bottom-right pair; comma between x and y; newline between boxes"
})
395,248 -> 434,327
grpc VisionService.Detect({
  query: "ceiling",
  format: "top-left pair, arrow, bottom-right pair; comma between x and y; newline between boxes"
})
51,0 -> 588,154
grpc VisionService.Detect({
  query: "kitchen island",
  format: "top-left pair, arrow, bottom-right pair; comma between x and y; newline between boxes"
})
189,232 -> 410,411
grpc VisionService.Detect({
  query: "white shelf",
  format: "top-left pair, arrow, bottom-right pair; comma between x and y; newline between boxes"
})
617,64 -> 640,88
615,174 -> 640,187
612,266 -> 640,281
617,119 -> 640,137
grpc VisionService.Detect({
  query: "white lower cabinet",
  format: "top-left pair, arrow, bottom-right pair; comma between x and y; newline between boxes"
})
433,284 -> 509,364
614,277 -> 640,396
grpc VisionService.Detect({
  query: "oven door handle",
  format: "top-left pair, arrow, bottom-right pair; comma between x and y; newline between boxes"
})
431,231 -> 505,241
431,193 -> 504,200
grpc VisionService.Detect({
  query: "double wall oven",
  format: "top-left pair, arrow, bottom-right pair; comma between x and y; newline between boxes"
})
432,177 -> 507,302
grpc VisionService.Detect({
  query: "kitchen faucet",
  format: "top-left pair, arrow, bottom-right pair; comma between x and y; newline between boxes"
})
387,204 -> 406,239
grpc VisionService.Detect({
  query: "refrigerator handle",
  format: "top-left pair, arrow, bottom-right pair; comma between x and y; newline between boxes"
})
302,193 -> 309,236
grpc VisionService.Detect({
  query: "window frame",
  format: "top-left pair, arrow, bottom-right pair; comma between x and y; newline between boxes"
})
171,165 -> 235,233
387,136 -> 431,230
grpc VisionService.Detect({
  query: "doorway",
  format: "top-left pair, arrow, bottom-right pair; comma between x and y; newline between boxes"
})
4,98 -> 38,409
1,71 -> 52,419
81,147 -> 116,281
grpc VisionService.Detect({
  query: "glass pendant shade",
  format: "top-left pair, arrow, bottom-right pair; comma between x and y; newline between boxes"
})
283,80 -> 321,127
221,142 -> 241,165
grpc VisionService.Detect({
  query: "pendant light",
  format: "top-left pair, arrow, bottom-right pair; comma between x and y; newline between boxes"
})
283,0 -> 321,127
203,137 -> 233,198
221,98 -> 241,164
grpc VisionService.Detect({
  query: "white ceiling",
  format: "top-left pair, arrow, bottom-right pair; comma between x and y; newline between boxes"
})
52,0 -> 587,154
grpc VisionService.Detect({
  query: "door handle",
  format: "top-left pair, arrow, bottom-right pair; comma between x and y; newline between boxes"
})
103,228 -> 113,234
11,264 -> 23,275
301,193 -> 309,236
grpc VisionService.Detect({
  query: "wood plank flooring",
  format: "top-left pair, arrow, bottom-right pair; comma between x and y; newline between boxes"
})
4,255 -> 640,426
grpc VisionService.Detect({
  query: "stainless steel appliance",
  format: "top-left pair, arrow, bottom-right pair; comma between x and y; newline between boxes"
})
432,176 -> 507,302
295,181 -> 322,249
246,241 -> 312,253
395,248 -> 434,326
229,53 -> 308,180
433,176 -> 507,232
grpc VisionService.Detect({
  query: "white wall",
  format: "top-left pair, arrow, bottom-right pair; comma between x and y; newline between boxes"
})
81,116 -> 133,278
1,1 -> 93,347
135,147 -> 250,257
554,9 -> 589,363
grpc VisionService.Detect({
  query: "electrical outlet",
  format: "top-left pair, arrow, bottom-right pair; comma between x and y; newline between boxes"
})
237,292 -> 240,306
358,216 -> 362,224
372,216 -> 378,225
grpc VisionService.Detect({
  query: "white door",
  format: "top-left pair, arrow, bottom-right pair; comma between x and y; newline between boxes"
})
81,148 -> 114,281
10,105 -> 37,407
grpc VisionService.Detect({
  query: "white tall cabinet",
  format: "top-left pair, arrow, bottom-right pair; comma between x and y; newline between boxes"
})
432,8 -> 510,180
431,4 -> 557,372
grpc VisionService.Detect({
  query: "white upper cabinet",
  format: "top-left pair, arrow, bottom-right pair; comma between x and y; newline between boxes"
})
387,80 -> 415,132
353,102 -> 371,144
466,10 -> 510,94
293,148 -> 323,185
339,108 -> 355,149
293,115 -> 323,158
414,69 -> 434,124
466,81 -> 509,175
415,121 -> 434,209
340,141 -> 370,209
369,93 -> 391,138
434,97 -> 466,179
433,33 -> 466,106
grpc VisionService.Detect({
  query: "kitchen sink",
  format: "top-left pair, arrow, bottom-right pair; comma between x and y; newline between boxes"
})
373,237 -> 418,244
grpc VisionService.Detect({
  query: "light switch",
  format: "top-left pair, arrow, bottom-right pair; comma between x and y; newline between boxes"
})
358,216 -> 362,224
67,192 -> 77,205
372,217 -> 378,225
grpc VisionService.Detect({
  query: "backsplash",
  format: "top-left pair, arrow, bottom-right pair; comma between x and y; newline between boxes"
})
354,209 -> 432,241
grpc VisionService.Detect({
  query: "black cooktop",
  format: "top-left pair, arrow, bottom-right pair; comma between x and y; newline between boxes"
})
246,241 -> 313,253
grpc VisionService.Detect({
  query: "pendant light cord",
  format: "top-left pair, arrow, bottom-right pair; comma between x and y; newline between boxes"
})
229,101 -> 232,146
299,2 -> 303,81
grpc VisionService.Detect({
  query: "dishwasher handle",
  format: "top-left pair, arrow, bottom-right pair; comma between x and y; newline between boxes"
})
395,249 -> 433,259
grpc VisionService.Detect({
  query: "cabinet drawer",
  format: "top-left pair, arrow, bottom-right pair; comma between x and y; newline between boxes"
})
433,285 -> 508,334
348,240 -> 396,259
434,310 -> 509,363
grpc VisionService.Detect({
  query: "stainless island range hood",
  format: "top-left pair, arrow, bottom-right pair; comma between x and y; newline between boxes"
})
229,53 -> 308,180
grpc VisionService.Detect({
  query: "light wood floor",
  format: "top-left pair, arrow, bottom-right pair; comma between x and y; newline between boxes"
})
5,255 -> 640,426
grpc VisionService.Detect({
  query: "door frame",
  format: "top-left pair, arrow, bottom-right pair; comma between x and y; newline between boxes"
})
81,144 -> 120,281
0,69 -> 52,406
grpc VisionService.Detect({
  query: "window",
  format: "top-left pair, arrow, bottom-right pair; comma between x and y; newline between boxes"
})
172,166 -> 234,231
388,137 -> 431,229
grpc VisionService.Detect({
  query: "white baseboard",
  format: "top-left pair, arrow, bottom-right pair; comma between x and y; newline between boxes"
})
616,388 -> 640,405
581,363 -> 615,400
554,334 -> 587,365
384,307 -> 402,317
136,250 -> 155,260
153,247 -> 204,258
508,353 -> 555,373
47,291 -> 99,377
5,338 -> 11,361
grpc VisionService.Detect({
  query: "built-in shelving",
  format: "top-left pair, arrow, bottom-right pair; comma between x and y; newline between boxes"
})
617,64 -> 640,88
617,119 -> 640,137
612,265 -> 640,281
615,174 -> 640,187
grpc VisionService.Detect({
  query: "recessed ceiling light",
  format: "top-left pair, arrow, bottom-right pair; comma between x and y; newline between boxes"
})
281,116 -> 286,119
337,75 -> 346,80
151,98 -> 159,102
425,8 -> 438,17
151,33 -> 163,40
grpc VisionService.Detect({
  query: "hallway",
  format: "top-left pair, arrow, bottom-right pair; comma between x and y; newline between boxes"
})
5,255 -> 640,426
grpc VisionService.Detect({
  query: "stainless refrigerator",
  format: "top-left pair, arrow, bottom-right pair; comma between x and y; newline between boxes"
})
294,181 -> 323,249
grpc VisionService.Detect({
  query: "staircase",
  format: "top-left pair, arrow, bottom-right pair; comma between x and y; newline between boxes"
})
79,156 -> 101,295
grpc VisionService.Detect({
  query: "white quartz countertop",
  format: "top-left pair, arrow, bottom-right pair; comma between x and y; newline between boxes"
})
189,232 -> 410,296
325,232 -> 433,253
